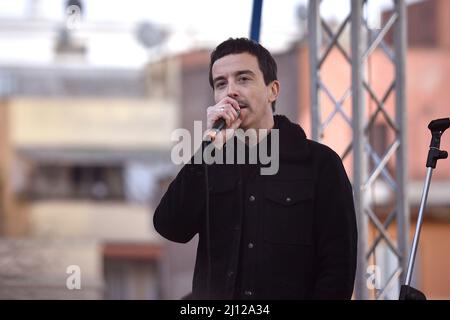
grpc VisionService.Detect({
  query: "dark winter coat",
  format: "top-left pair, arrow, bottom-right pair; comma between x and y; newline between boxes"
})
154,115 -> 357,299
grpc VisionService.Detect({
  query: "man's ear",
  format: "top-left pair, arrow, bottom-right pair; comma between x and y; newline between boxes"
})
268,80 -> 280,104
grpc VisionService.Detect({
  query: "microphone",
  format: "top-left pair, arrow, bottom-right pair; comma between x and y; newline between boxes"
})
204,109 -> 241,142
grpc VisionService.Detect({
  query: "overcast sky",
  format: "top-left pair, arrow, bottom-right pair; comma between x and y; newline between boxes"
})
0,0 -> 422,67
0,0 -> 411,40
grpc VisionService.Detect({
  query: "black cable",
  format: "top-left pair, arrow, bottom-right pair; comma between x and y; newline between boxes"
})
202,140 -> 212,298
202,109 -> 240,298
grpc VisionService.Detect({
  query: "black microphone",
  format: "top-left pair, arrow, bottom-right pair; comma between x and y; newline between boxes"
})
204,109 -> 241,142
212,109 -> 241,131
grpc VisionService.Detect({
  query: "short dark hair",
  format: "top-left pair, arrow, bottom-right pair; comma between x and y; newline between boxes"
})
209,38 -> 278,112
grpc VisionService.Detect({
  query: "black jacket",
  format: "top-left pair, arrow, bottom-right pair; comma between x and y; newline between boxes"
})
153,115 -> 357,299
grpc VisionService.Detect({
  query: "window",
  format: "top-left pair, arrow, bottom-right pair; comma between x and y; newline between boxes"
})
28,164 -> 125,200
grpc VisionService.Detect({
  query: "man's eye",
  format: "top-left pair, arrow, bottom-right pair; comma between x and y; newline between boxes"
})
215,82 -> 225,89
238,77 -> 250,82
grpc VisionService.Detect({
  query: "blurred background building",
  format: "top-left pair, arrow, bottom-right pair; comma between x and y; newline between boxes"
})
0,0 -> 449,299
0,0 -> 177,299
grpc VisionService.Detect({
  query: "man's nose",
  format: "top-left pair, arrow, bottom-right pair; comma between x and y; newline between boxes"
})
227,82 -> 239,98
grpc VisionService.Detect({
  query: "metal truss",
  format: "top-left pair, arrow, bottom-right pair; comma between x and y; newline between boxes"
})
308,0 -> 409,299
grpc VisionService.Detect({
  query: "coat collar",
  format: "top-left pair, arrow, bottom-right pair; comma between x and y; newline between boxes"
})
273,115 -> 311,163
221,115 -> 311,165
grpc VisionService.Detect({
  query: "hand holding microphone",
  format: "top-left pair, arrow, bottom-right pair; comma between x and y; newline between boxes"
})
210,108 -> 241,134
203,97 -> 242,147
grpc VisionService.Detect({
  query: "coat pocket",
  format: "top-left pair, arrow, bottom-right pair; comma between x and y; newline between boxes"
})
263,179 -> 314,245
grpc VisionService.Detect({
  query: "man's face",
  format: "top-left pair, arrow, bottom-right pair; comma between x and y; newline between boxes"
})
211,52 -> 279,130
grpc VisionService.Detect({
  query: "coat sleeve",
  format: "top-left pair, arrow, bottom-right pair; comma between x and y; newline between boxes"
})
153,153 -> 206,243
312,149 -> 358,299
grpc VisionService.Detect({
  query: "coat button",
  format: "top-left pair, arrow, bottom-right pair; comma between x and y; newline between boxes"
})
248,243 -> 254,249
286,197 -> 291,203
244,290 -> 253,296
249,195 -> 256,202
227,271 -> 234,277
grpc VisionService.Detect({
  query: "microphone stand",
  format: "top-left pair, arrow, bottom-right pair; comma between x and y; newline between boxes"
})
399,118 -> 450,300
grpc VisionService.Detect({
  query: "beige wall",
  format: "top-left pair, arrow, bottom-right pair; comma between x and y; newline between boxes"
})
0,101 -> 19,236
9,98 -> 178,149
28,200 -> 163,243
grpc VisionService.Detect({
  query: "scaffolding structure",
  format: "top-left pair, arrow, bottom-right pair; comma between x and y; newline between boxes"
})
308,0 -> 409,299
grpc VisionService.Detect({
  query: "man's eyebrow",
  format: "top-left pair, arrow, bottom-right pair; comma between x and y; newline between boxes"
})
212,75 -> 226,85
235,70 -> 256,77
213,70 -> 256,85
